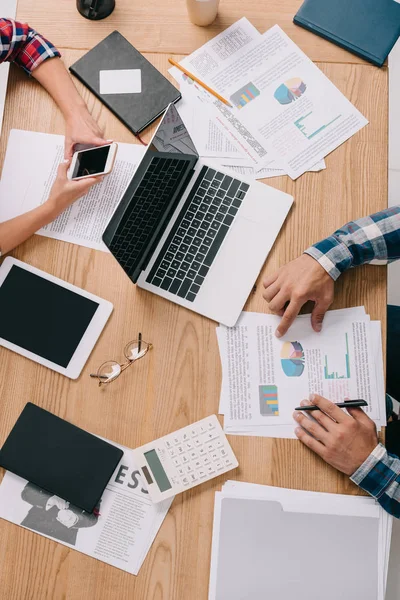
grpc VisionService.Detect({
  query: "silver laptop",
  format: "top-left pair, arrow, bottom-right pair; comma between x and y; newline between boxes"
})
103,104 -> 293,326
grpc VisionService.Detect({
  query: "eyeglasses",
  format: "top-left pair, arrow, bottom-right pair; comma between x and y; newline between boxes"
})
90,333 -> 152,386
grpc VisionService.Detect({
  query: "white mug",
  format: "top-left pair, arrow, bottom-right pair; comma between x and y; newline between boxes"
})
186,0 -> 220,27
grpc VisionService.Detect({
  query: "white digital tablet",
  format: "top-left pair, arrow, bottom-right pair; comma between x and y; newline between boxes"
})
0,257 -> 113,379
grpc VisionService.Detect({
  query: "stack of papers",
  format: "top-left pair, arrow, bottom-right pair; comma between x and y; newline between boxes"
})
209,481 -> 392,600
0,437 -> 172,576
217,307 -> 386,438
169,18 -> 368,180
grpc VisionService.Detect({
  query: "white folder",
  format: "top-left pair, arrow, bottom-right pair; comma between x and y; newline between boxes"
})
209,482 -> 392,600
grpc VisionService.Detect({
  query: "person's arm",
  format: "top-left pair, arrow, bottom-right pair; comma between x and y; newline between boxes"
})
294,394 -> 400,518
351,445 -> 400,518
0,18 -> 60,72
263,206 -> 400,337
0,161 -> 100,255
0,18 -> 108,157
304,206 -> 400,280
32,58 -> 109,158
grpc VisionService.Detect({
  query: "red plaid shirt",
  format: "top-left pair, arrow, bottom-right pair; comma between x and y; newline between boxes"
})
0,18 -> 60,75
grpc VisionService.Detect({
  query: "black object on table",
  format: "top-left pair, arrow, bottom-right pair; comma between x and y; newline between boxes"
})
77,0 -> 115,20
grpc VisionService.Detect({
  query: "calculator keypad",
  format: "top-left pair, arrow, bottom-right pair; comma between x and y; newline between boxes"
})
167,422 -> 234,488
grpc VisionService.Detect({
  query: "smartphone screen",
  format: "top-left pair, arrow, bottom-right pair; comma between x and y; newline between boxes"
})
71,145 -> 111,179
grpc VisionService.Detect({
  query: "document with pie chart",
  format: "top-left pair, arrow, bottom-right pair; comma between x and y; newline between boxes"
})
223,25 -> 368,179
216,309 -> 385,438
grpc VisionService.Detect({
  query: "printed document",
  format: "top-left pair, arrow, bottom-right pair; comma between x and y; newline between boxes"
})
170,18 -> 276,167
176,91 -> 250,161
217,309 -> 385,438
176,86 -> 326,177
171,20 -> 367,179
237,26 -> 368,178
0,130 -> 145,251
0,438 -> 172,575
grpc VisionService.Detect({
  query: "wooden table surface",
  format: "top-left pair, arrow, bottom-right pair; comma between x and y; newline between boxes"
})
0,1 -> 388,599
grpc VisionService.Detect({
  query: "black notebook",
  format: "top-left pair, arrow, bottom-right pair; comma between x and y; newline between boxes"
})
70,31 -> 181,135
294,0 -> 400,67
0,403 -> 123,513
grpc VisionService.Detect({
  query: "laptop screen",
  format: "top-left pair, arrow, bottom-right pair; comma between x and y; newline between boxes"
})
145,102 -> 198,158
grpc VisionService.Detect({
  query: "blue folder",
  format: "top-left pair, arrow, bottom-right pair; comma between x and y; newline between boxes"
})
294,0 -> 400,67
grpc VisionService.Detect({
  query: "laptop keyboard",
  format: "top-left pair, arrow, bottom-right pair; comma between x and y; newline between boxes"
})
146,166 -> 249,302
108,156 -> 191,275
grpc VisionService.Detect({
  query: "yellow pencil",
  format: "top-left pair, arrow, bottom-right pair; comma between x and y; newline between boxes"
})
168,58 -> 233,108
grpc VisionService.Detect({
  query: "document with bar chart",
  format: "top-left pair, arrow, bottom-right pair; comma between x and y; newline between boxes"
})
216,308 -> 385,438
201,24 -> 368,179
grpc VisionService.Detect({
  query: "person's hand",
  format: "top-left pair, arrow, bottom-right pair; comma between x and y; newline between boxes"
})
46,495 -> 69,511
263,254 -> 335,338
64,106 -> 109,159
293,394 -> 379,476
56,509 -> 79,529
45,160 -> 101,216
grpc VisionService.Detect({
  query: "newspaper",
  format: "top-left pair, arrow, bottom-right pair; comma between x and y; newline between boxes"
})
0,439 -> 173,575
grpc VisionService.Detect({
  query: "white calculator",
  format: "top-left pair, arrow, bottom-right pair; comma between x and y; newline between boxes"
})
132,415 -> 238,503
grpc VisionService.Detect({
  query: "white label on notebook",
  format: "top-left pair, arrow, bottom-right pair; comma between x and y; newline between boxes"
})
99,69 -> 142,95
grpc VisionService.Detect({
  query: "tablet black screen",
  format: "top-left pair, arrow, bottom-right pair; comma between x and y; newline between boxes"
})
0,266 -> 99,367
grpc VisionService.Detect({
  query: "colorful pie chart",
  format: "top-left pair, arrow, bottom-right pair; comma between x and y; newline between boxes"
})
280,341 -> 305,377
274,78 -> 307,105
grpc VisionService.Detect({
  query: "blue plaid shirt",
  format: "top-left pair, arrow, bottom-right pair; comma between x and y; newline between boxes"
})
305,206 -> 400,516
351,444 -> 400,518
304,206 -> 400,280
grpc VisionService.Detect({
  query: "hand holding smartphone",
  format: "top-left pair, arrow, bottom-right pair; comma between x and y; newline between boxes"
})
67,142 -> 118,180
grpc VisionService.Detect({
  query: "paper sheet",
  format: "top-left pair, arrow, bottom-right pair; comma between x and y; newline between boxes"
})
217,308 -> 384,438
0,130 -> 145,251
170,19 -> 276,167
176,92 -> 250,160
245,27 -> 368,178
206,157 -> 326,180
171,21 -> 367,179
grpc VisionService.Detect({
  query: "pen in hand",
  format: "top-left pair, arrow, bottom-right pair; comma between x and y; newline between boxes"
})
294,399 -> 368,412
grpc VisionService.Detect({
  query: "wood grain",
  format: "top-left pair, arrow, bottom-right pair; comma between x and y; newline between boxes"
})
0,8 -> 388,599
16,0 -> 371,64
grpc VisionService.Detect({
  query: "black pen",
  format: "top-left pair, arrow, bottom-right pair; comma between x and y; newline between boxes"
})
294,399 -> 368,412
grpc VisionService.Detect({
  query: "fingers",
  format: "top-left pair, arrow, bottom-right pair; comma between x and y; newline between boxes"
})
294,426 -> 327,458
346,406 -> 375,427
275,298 -> 304,338
64,146 -> 74,160
311,297 -> 332,332
299,399 -> 336,431
268,290 -> 290,314
263,272 -> 278,289
309,394 -> 348,424
293,411 -> 329,443
92,136 -> 110,146
262,282 -> 281,303
57,159 -> 71,177
75,176 -> 101,192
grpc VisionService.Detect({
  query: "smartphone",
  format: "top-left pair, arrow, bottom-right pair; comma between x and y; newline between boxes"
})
67,142 -> 118,180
